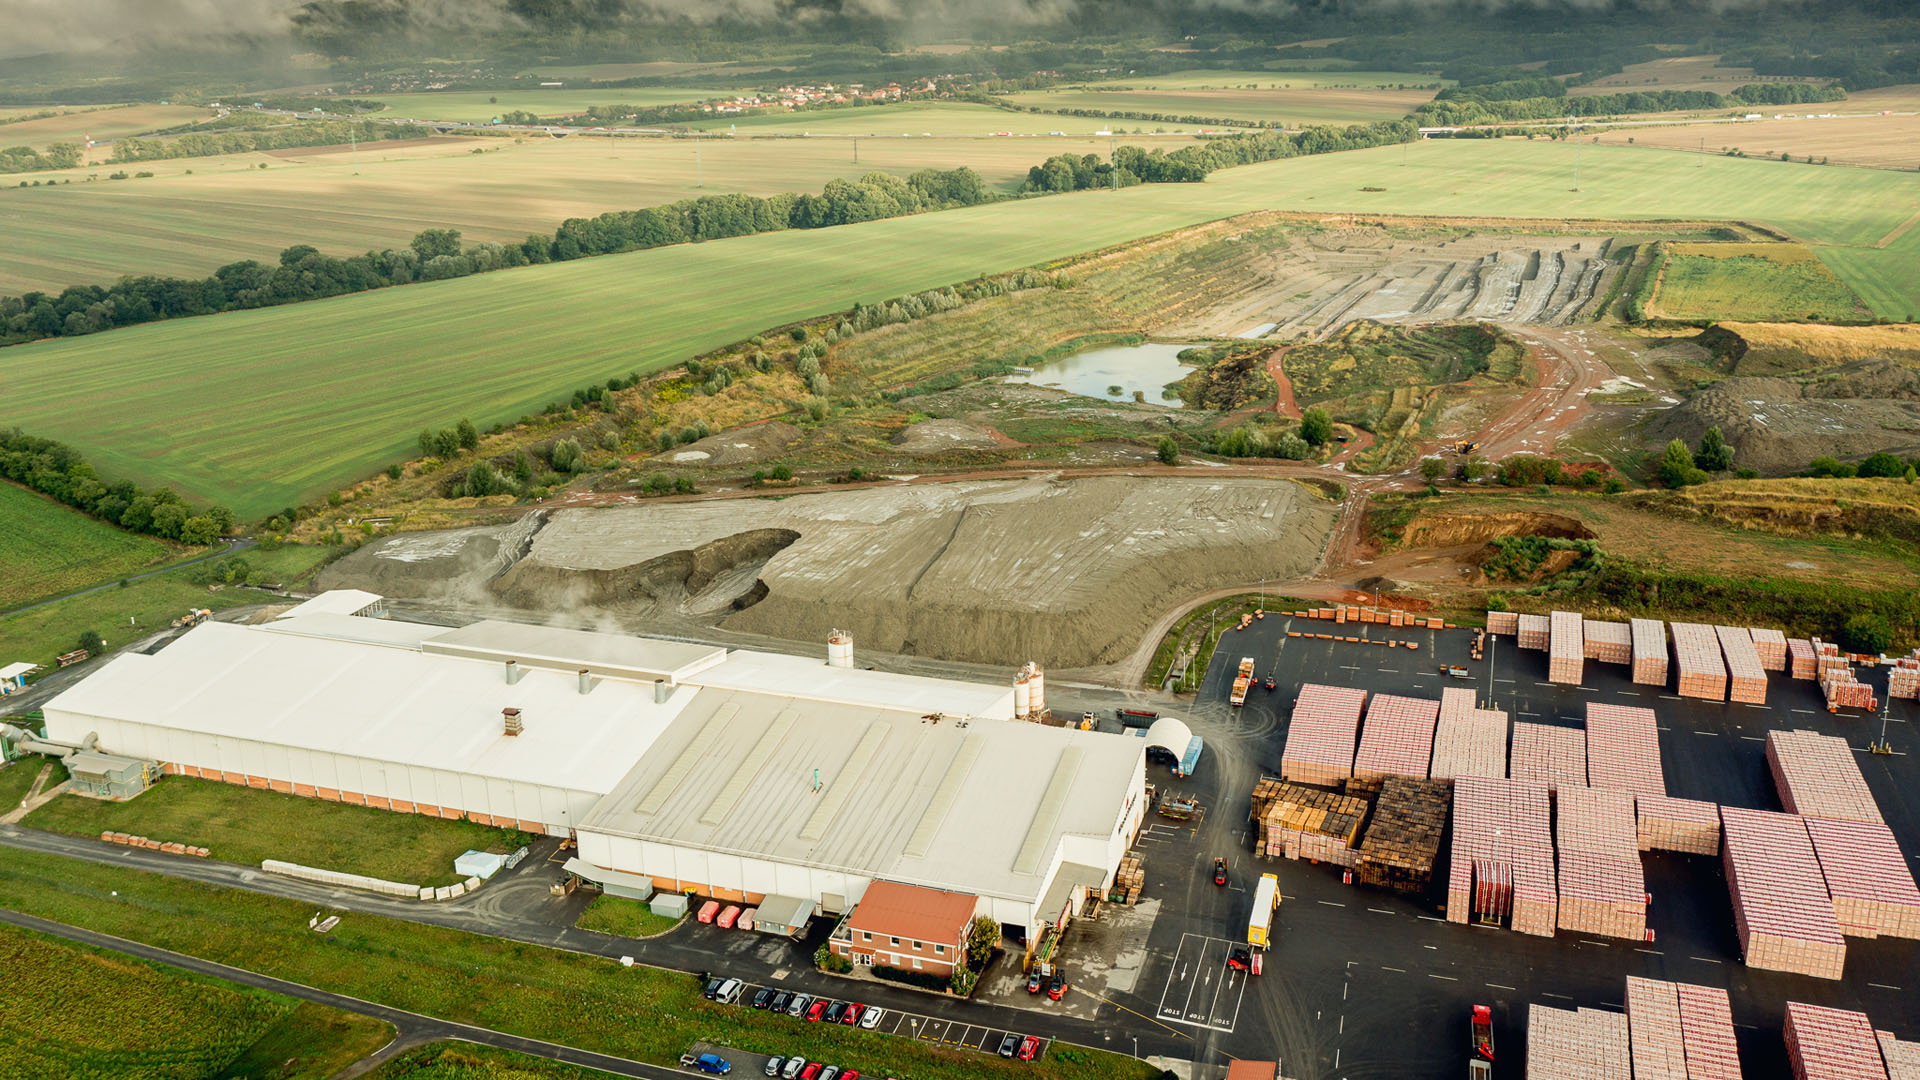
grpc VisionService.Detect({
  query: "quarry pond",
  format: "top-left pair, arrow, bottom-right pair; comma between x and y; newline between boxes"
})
1004,341 -> 1196,408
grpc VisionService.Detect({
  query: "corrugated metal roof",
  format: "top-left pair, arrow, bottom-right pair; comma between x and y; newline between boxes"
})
800,720 -> 892,842
904,733 -> 984,859
639,703 -> 736,816
701,707 -> 798,826
1014,747 -> 1084,876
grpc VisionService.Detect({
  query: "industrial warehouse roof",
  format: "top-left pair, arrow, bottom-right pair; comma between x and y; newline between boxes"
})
423,620 -> 731,684
276,590 -> 384,619
690,649 -> 1014,718
577,689 -> 1143,902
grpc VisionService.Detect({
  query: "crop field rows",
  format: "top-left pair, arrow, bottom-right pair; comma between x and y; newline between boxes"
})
0,482 -> 176,611
1651,242 -> 1872,322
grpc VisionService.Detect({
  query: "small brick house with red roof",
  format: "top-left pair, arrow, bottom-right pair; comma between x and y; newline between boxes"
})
830,880 -> 980,977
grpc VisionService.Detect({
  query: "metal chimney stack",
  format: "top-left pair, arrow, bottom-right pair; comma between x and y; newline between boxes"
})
654,679 -> 672,704
505,660 -> 523,685
502,707 -> 523,736
577,668 -> 594,694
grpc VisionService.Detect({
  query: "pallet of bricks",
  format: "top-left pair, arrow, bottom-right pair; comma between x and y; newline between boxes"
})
1428,687 -> 1508,782
1555,786 -> 1648,940
1814,638 -> 1878,711
1527,1002 -> 1630,1080
1720,806 -> 1848,980
1784,1002 -> 1890,1080
1670,622 -> 1727,700
1509,721 -> 1587,795
1517,612 -> 1551,651
1890,650 -> 1920,701
1352,693 -> 1441,783
1485,609 -> 1520,636
1279,683 -> 1368,788
1767,729 -> 1884,826
1750,626 -> 1787,672
1631,618 -> 1668,686
1446,776 -> 1556,935
1583,618 -> 1631,666
1715,625 -> 1769,705
1789,638 -> 1819,680
1353,776 -> 1450,896
1636,794 -> 1721,856
1256,782 -> 1367,866
1883,1031 -> 1920,1080
1626,977 -> 1744,1080
1585,702 -> 1664,799
1548,609 -> 1585,684
1108,856 -> 1144,904
1802,816 -> 1920,941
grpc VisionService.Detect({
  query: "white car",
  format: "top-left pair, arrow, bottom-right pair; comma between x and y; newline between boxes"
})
859,1007 -> 884,1029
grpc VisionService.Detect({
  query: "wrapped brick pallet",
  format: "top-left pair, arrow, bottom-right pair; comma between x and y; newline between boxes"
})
1487,610 -> 1520,636
1671,622 -> 1728,701
1549,609 -> 1585,684
1583,619 -> 1632,664
1715,625 -> 1769,705
1784,1002 -> 1887,1080
1889,656 -> 1920,702
1721,807 -> 1848,981
1528,1004 -> 1631,1080
1447,776 -> 1556,935
1280,683 -> 1369,788
1259,783 -> 1368,866
1627,977 -> 1745,1080
1586,702 -> 1665,799
1352,693 -> 1441,782
1881,1032 -> 1920,1080
1636,794 -> 1721,856
1510,721 -> 1587,794
1429,703 -> 1509,782
1555,786 -> 1647,940
1518,612 -> 1551,650
1631,618 -> 1669,686
1750,626 -> 1788,672
1803,817 -> 1920,940
1789,638 -> 1819,680
1767,730 -> 1885,826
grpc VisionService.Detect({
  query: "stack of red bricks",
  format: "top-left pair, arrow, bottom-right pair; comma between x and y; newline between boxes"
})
1803,817 -> 1920,941
1671,622 -> 1729,700
1631,618 -> 1669,686
1555,785 -> 1648,940
1583,618 -> 1632,665
1280,683 -> 1369,788
1626,977 -> 1744,1080
1549,609 -> 1586,683
1447,776 -> 1557,935
1885,651 -> 1919,701
1750,626 -> 1788,671
1518,612 -> 1551,650
1585,702 -> 1665,798
1715,625 -> 1769,704
100,832 -> 211,857
1528,1003 -> 1631,1080
1636,794 -> 1723,856
1720,806 -> 1848,980
1352,693 -> 1441,782
1880,1031 -> 1920,1080
1768,730 -> 1885,826
1789,638 -> 1819,680
1821,665 -> 1879,711
1510,721 -> 1588,795
1784,1002 -> 1888,1080
1486,610 -> 1520,636
1429,689 -> 1508,781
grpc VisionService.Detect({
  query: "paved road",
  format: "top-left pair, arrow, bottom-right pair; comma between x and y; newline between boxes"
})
0,907 -> 682,1080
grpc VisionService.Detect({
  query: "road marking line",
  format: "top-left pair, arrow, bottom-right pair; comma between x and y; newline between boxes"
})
1418,915 -> 1445,923
1690,956 -> 1722,964
1582,940 -> 1610,947
1660,695 -> 1683,700
1542,992 -> 1573,1000
1486,983 -> 1516,991
1381,966 -> 1407,973
1339,1015 -> 1345,1034
1740,736 -> 1765,742
1318,900 -> 1345,907
1636,949 -> 1663,956
1792,709 -> 1816,715
1367,908 -> 1395,915
1694,730 -> 1719,737
1870,983 -> 1903,991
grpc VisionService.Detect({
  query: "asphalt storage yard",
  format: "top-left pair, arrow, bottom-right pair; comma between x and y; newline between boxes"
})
1090,609 -> 1920,1080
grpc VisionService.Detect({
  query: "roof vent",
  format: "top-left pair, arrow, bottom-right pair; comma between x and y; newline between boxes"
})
577,668 -> 594,695
654,679 -> 672,704
505,660 -> 524,685
502,707 -> 523,736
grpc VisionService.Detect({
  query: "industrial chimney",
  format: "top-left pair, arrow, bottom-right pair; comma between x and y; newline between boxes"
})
502,707 -> 523,736
827,630 -> 854,669
577,668 -> 594,695
505,660 -> 523,685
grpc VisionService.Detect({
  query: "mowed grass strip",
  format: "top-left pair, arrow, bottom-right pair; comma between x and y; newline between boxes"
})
6,139 -> 1919,516
0,481 -> 178,611
0,846 -> 1151,1080
1654,251 -> 1870,321
24,777 -> 530,886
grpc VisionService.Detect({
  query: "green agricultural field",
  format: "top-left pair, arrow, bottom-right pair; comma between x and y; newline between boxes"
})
0,103 -> 207,149
0,923 -> 391,1080
1045,69 -> 1449,90
4,138 -> 1919,516
1652,248 -> 1871,322
26,776 -> 528,886
371,89 -> 731,122
0,482 -> 181,611
1002,76 -> 1438,127
685,100 -> 1121,134
0,131 -> 1197,293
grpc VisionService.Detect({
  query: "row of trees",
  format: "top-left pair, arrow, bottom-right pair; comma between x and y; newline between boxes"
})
0,428 -> 232,544
1417,82 -> 1843,127
107,120 -> 432,163
0,143 -> 82,173
1023,119 -> 1418,193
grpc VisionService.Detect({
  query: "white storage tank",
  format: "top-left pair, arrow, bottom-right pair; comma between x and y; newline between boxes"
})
1028,664 -> 1045,716
827,630 -> 854,669
1013,672 -> 1031,718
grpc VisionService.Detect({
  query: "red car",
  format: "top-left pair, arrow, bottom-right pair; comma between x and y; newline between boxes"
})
800,1065 -> 821,1080
1018,1036 -> 1041,1061
806,1000 -> 828,1022
841,1003 -> 865,1026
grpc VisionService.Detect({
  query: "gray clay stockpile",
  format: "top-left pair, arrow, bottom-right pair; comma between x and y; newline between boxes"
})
322,475 -> 1336,667
1648,360 -> 1920,473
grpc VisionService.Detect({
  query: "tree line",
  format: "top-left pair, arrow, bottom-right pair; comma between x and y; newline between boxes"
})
1022,119 -> 1418,192
0,428 -> 233,545
108,120 -> 433,163
1416,82 -> 1843,127
0,143 -> 83,173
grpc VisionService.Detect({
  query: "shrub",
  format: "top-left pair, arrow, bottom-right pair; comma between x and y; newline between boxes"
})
78,629 -> 105,654
1157,436 -> 1179,465
814,944 -> 851,973
1840,613 -> 1893,655
770,465 -> 793,481
1856,451 -> 1906,478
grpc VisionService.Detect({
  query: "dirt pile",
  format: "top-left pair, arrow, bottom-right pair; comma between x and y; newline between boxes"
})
1649,362 -> 1920,473
1398,511 -> 1595,549
663,421 -> 800,466
891,418 -> 1003,455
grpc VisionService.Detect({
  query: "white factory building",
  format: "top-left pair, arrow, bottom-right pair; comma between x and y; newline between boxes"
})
42,594 -> 1148,940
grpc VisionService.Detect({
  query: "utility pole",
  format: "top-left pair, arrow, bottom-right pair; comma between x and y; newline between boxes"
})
852,135 -> 858,164
1110,136 -> 1119,191
1572,144 -> 1582,192
695,135 -> 703,189
350,127 -> 359,174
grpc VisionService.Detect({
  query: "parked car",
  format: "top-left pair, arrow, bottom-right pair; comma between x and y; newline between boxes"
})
859,1007 -> 883,1030
764,1056 -> 785,1077
842,1072 -> 860,1080
841,1003 -> 865,1026
680,1052 -> 732,1075
752,988 -> 773,1010
769,990 -> 792,1013
718,904 -> 742,929
1047,974 -> 1066,1001
703,977 -> 725,1000
715,979 -> 744,1004
1018,1036 -> 1041,1061
824,1001 -> 846,1024
999,1034 -> 1020,1057
799,1064 -> 822,1080
820,1067 -> 840,1080
781,1058 -> 806,1079
1026,971 -> 1043,994
806,1000 -> 828,1022
786,994 -> 811,1018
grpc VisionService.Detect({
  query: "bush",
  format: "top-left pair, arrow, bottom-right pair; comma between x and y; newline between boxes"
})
770,465 -> 793,481
78,630 -> 105,654
814,944 -> 851,973
1299,407 -> 1333,447
872,965 -> 950,992
1840,613 -> 1893,655
1157,436 -> 1179,465
1806,456 -> 1856,479
1856,451 -> 1906,478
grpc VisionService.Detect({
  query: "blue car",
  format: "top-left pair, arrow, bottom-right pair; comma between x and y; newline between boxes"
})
681,1052 -> 732,1075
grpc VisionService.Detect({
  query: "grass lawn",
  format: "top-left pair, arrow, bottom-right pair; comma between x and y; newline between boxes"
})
1003,85 -> 1435,126
371,90 -> 730,122
0,757 -> 55,812
0,922 -> 392,1080
1652,245 -> 1869,321
0,481 -> 182,611
366,1044 -> 616,1080
0,543 -> 331,671
4,139 -> 1918,516
24,777 -> 529,886
0,846 -> 1153,1080
0,103 -> 207,149
574,894 -> 684,938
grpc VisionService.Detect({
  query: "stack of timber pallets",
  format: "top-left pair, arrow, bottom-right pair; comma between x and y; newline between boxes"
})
1789,638 -> 1819,680
1716,625 -> 1770,705
1352,693 -> 1441,782
1720,806 -> 1848,980
1632,618 -> 1669,686
1109,856 -> 1144,904
1584,619 -> 1632,665
1249,776 -> 1288,825
1280,683 -> 1369,788
1258,783 -> 1368,865
1881,1032 -> 1920,1080
1626,977 -> 1745,1080
1527,1004 -> 1631,1080
1585,702 -> 1665,799
1487,610 -> 1521,636
1510,721 -> 1588,795
1888,653 -> 1920,701
1518,612 -> 1552,650
1636,794 -> 1723,856
1768,730 -> 1885,826
1750,626 -> 1788,672
1447,776 -> 1557,935
1671,622 -> 1729,701
1784,1002 -> 1888,1080
1549,610 -> 1586,684
1429,690 -> 1509,781
1555,785 -> 1648,940
1353,776 -> 1450,896
1802,817 -> 1920,941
